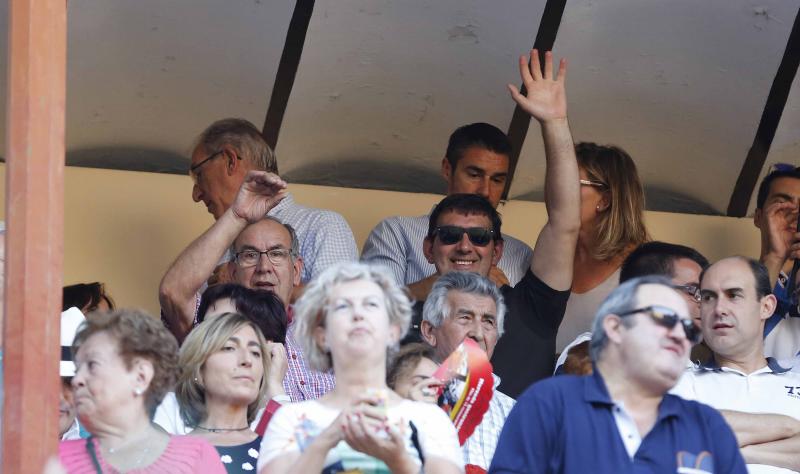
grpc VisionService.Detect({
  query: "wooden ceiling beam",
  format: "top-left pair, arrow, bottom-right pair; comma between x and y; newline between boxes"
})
262,0 -> 316,152
726,7 -> 800,217
502,0 -> 569,201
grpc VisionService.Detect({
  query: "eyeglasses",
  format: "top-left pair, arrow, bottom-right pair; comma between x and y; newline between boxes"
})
189,150 -> 224,184
617,305 -> 702,344
234,248 -> 294,267
674,284 -> 701,303
580,179 -> 607,188
433,226 -> 495,246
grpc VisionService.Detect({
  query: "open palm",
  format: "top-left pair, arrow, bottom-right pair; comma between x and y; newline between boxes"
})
508,49 -> 567,122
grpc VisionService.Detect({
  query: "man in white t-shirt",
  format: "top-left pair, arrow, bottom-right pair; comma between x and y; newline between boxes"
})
672,256 -> 800,473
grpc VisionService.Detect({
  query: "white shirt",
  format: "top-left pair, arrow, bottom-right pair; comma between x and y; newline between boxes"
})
462,375 -> 516,470
671,358 -> 800,474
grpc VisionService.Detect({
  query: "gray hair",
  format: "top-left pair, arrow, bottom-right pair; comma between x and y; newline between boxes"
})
196,118 -> 278,174
589,275 -> 674,361
293,262 -> 413,372
231,216 -> 300,262
422,272 -> 506,337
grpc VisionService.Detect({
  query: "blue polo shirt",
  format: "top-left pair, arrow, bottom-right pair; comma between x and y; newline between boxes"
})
488,368 -> 746,474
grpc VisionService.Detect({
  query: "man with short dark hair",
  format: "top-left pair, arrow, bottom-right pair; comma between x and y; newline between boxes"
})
410,51 -> 580,398
361,121 -> 533,296
672,256 -> 800,473
754,164 -> 800,359
490,276 -> 746,473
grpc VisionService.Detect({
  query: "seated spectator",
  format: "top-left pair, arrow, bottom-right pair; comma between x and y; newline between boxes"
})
489,276 -> 746,473
407,50 -> 579,398
176,312 -> 274,472
672,256 -> 800,473
258,262 -> 463,474
557,241 -> 711,373
387,342 -> 441,403
186,117 -> 357,289
58,309 -> 225,473
421,272 -> 515,472
754,164 -> 800,359
197,283 -> 288,344
62,282 -> 115,313
362,121 -> 533,296
558,141 -> 649,353
159,171 -> 334,402
59,308 -> 88,441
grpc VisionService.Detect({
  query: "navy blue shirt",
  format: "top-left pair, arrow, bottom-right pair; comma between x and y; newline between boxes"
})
489,368 -> 746,474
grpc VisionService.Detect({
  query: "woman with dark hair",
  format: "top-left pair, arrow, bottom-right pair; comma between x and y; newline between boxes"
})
62,282 -> 115,313
557,142 -> 649,352
197,283 -> 287,344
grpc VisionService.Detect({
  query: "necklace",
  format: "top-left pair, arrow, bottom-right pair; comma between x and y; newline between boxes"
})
195,425 -> 251,433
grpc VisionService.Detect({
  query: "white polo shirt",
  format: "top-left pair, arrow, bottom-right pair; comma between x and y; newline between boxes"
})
671,358 -> 800,474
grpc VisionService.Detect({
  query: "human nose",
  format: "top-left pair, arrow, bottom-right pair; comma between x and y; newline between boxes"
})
467,320 -> 485,342
476,177 -> 490,200
254,252 -> 275,273
192,182 -> 202,202
71,367 -> 85,389
238,348 -> 253,367
457,232 -> 473,251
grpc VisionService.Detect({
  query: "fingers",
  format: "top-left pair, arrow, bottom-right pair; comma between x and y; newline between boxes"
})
518,54 -> 533,86
543,50 -> 553,80
244,170 -> 288,189
530,49 -> 542,81
557,57 -> 567,82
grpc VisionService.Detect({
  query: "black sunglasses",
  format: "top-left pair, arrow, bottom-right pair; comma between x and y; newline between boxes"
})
433,225 -> 495,247
617,305 -> 702,344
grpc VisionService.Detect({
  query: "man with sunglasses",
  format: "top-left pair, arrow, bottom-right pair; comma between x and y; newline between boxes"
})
754,164 -> 800,361
490,276 -> 745,473
410,50 -> 580,399
672,256 -> 800,473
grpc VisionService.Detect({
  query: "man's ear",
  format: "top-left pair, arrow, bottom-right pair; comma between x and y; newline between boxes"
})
420,320 -> 436,347
759,294 -> 778,322
222,145 -> 241,176
441,157 -> 452,183
423,237 -> 436,265
292,256 -> 304,287
491,239 -> 504,266
601,315 -> 625,346
753,208 -> 764,230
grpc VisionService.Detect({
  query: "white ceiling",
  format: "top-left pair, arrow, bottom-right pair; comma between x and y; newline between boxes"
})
0,0 -> 798,215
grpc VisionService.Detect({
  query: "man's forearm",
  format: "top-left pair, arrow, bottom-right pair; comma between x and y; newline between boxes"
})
530,118 -> 580,291
741,434 -> 800,471
159,209 -> 248,336
760,252 -> 786,288
721,410 -> 800,447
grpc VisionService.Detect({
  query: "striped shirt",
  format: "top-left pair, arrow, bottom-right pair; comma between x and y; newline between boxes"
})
361,213 -> 533,286
267,193 -> 359,283
283,320 -> 336,402
463,375 -> 515,471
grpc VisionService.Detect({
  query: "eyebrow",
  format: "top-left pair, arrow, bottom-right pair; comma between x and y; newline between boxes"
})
769,192 -> 798,201
238,244 -> 287,252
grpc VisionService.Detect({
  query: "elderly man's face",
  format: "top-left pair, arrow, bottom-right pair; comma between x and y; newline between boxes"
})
699,258 -> 774,359
190,145 -> 241,220
422,290 -> 499,362
230,219 -> 302,308
423,211 -> 502,278
614,284 -> 692,389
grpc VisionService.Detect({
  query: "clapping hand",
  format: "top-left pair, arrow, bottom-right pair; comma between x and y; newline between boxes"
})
508,49 -> 568,123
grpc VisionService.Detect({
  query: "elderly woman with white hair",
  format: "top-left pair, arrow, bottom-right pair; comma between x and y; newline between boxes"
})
258,262 -> 464,474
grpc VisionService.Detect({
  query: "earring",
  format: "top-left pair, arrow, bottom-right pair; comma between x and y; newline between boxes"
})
596,204 -> 601,211
134,387 -> 143,396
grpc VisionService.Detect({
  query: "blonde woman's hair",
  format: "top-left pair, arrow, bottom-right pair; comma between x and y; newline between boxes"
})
577,142 -> 649,260
293,262 -> 413,373
176,312 -> 270,427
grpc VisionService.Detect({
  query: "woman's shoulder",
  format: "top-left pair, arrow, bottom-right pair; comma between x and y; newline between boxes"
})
155,435 -> 226,473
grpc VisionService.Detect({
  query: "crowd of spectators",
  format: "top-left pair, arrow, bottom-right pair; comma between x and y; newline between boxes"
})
33,49 -> 800,473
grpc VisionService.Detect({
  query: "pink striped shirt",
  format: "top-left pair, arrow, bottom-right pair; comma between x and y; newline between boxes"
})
59,435 -> 225,473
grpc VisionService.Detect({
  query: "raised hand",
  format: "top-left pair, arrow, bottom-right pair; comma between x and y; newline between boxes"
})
230,170 -> 288,223
762,201 -> 800,263
507,49 -> 567,123
265,342 -> 289,399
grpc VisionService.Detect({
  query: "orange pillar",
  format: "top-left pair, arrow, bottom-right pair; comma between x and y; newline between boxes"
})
2,0 -> 67,470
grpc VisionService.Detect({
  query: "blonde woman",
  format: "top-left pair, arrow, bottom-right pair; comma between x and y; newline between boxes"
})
558,142 -> 649,351
177,312 -> 278,473
258,262 -> 463,474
